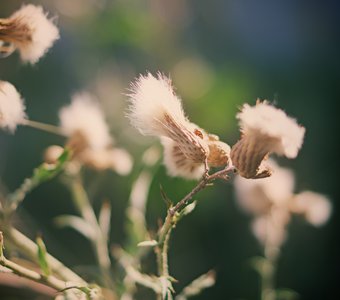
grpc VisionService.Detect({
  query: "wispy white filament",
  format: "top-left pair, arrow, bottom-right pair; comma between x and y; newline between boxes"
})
0,81 -> 26,132
127,72 -> 188,137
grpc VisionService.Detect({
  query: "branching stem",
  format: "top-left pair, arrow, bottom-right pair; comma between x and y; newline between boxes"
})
156,165 -> 235,299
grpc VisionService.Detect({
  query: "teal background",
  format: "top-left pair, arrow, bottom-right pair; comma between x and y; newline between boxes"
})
0,0 -> 339,299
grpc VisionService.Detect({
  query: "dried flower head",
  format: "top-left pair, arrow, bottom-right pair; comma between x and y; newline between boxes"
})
59,93 -> 113,151
0,80 -> 26,132
0,5 -> 59,64
127,73 -> 231,179
291,191 -> 332,226
231,101 -> 305,179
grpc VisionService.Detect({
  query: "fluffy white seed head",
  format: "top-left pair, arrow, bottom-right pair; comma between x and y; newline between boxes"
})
7,4 -> 60,64
127,73 -> 210,164
127,72 -> 188,136
59,93 -> 112,150
293,191 -> 332,226
0,81 -> 26,132
234,160 -> 295,215
237,101 -> 305,158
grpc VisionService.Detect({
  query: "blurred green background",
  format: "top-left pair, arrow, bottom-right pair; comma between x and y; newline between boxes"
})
0,0 -> 339,299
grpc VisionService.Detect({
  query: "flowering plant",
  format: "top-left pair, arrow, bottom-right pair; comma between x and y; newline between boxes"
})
0,3 -> 332,300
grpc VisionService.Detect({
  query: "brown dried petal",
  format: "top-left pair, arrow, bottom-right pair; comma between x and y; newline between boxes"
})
161,113 -> 209,162
230,135 -> 273,179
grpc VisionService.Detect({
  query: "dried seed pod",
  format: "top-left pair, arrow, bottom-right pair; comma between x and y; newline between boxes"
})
232,101 -> 305,179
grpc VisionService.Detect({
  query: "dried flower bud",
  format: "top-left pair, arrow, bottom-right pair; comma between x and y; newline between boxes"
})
0,4 -> 59,64
231,101 -> 305,179
0,80 -> 26,132
44,145 -> 64,164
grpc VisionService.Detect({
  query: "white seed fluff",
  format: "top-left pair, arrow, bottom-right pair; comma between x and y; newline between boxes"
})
59,93 -> 112,150
237,102 -> 305,158
9,4 -> 60,64
0,81 -> 26,132
127,72 -> 188,137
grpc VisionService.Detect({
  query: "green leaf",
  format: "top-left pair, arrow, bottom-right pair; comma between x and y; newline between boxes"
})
36,236 -> 50,277
137,240 -> 158,247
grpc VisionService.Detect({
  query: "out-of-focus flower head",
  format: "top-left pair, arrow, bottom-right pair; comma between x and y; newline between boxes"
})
127,72 -> 230,179
234,159 -> 332,252
291,191 -> 332,226
59,93 -> 113,151
231,101 -> 305,179
0,80 -> 26,132
251,208 -> 290,251
0,4 -> 59,64
54,93 -> 132,175
234,160 -> 295,215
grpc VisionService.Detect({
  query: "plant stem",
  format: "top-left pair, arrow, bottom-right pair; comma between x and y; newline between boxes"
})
156,165 -> 234,299
3,227 -> 86,283
22,119 -> 67,137
261,243 -> 279,300
0,254 -> 79,292
69,176 -> 113,288
169,166 -> 234,217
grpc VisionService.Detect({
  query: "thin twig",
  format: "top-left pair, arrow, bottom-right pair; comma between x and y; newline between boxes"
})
68,176 -> 113,288
21,119 -> 67,137
0,255 -> 74,291
3,227 -> 86,284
